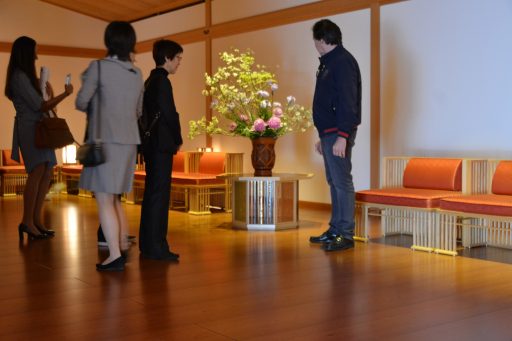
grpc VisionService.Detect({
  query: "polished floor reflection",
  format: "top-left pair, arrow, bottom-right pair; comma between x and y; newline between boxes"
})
1,195 -> 512,340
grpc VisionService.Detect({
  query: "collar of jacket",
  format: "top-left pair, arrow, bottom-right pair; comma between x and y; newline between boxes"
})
151,67 -> 169,77
318,44 -> 343,65
102,57 -> 137,73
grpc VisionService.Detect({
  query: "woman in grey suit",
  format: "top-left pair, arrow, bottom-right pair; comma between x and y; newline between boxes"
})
75,22 -> 143,271
4,36 -> 73,241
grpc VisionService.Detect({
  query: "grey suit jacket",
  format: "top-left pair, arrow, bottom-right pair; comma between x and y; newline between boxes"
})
75,57 -> 143,144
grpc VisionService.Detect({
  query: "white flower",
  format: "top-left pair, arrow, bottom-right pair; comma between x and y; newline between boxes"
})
286,95 -> 296,104
257,90 -> 270,98
260,100 -> 270,108
270,83 -> 278,91
273,101 -> 282,107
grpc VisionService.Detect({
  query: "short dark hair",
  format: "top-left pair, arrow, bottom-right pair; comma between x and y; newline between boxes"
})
104,21 -> 136,61
5,36 -> 40,100
312,19 -> 342,45
153,40 -> 183,66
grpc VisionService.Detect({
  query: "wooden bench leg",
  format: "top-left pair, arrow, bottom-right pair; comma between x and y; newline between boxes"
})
187,187 -> 211,215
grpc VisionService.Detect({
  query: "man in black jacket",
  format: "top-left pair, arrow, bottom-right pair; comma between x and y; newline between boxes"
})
309,19 -> 362,252
139,40 -> 183,261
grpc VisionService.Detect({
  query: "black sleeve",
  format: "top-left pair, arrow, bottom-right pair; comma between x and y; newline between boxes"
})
157,77 -> 183,146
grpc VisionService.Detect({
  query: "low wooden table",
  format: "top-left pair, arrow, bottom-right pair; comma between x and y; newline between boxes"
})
223,173 -> 313,230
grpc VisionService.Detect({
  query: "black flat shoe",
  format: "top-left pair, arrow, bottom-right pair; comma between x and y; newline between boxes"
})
309,231 -> 337,244
35,224 -> 55,237
96,256 -> 125,272
18,224 -> 48,241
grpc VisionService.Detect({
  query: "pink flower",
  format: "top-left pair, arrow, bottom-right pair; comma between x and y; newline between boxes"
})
267,116 -> 281,129
229,122 -> 237,131
253,118 -> 266,132
239,114 -> 249,122
272,107 -> 283,117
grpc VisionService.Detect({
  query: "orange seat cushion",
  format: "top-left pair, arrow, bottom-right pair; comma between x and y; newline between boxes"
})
198,152 -> 225,175
2,150 -> 24,166
0,166 -> 26,174
356,188 -> 462,209
61,165 -> 83,174
172,152 -> 185,173
172,172 -> 224,185
134,170 -> 146,181
403,158 -> 462,191
492,161 -> 512,196
440,194 -> 512,217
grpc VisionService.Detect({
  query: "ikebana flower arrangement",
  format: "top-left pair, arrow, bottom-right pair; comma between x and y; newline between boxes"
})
188,48 -> 313,140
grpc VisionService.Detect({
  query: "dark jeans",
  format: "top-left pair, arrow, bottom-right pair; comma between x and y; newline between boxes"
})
320,132 -> 357,241
139,149 -> 173,256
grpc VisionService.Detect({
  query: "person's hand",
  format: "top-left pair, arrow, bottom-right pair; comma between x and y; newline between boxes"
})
315,140 -> 322,155
333,137 -> 347,158
64,83 -> 74,96
45,81 -> 54,98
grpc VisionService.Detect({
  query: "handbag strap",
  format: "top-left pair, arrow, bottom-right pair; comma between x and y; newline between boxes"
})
92,60 -> 102,142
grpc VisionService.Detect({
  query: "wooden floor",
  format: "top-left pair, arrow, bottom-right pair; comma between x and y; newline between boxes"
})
1,194 -> 512,340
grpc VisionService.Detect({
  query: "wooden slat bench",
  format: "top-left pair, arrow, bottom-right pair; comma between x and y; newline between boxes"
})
355,157 -> 484,254
0,150 -> 27,196
438,160 -> 512,254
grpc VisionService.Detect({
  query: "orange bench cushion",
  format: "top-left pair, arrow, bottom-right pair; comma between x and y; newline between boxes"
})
172,152 -> 185,173
198,152 -> 225,175
403,158 -> 462,191
172,173 -> 224,185
356,188 -> 462,209
0,165 -> 26,174
1,149 -> 24,166
492,161 -> 512,196
61,165 -> 83,174
440,194 -> 512,217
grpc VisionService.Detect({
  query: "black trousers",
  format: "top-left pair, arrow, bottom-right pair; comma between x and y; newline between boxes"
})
139,149 -> 174,257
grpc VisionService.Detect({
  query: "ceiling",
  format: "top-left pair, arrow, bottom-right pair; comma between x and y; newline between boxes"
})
40,0 -> 204,22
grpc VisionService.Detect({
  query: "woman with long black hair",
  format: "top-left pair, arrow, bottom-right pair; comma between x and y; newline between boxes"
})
4,36 -> 73,241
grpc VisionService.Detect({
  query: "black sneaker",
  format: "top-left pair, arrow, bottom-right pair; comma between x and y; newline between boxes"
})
309,231 -> 337,244
322,236 -> 355,252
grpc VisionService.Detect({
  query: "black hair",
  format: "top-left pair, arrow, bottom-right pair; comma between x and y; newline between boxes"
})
4,36 -> 40,100
312,19 -> 342,45
104,21 -> 136,61
153,39 -> 183,66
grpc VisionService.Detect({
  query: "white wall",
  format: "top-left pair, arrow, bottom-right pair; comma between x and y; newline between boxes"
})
211,10 -> 371,202
381,0 -> 512,159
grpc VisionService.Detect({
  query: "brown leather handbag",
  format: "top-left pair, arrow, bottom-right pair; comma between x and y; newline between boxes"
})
35,110 -> 75,149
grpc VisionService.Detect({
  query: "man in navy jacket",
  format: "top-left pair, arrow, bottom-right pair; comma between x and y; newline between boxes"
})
309,19 -> 362,251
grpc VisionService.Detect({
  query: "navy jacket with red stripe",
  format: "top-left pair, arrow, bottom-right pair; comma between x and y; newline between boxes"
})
313,44 -> 361,139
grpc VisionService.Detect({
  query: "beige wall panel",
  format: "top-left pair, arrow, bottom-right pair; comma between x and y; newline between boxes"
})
133,3 -> 205,42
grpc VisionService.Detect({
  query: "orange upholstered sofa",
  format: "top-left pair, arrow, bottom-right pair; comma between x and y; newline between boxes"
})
438,160 -> 512,253
355,157 -> 480,254
129,151 -> 243,215
0,149 -> 27,196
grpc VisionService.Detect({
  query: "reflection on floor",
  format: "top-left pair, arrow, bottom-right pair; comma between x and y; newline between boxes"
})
371,234 -> 512,265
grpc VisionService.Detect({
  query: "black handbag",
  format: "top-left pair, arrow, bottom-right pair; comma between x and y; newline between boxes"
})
76,143 -> 105,167
76,61 -> 105,167
35,111 -> 75,149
